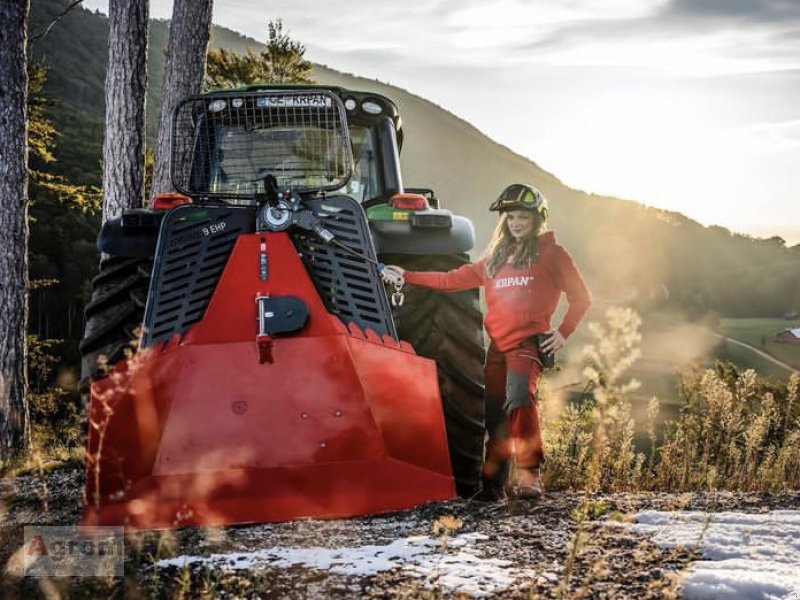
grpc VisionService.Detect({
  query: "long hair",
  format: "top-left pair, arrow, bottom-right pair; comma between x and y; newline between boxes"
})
485,211 -> 547,277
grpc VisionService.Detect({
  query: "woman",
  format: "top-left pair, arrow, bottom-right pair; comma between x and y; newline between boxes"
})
382,184 -> 592,499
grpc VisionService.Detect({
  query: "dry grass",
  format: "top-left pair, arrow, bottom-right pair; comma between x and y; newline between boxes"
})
542,307 -> 800,493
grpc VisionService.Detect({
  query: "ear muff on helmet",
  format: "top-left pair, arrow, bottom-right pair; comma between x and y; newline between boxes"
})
490,183 -> 548,219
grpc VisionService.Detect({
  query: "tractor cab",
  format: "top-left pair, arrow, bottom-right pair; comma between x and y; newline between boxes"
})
178,86 -> 403,207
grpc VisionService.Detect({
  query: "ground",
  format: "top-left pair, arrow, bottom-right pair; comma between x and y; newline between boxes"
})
1,467 -> 798,599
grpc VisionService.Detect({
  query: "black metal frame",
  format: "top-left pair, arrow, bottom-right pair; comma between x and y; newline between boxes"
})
142,198 -> 397,346
142,205 -> 256,347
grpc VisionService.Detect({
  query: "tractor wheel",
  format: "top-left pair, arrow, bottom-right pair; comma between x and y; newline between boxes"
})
79,255 -> 152,384
379,253 -> 486,497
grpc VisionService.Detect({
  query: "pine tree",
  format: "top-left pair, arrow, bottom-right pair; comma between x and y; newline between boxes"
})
102,0 -> 149,223
205,19 -> 313,89
0,0 -> 31,455
151,0 -> 214,196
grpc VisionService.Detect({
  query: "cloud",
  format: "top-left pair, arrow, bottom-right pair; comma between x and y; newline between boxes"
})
736,119 -> 800,154
105,0 -> 797,79
493,1 -> 800,76
85,0 -> 800,75
663,0 -> 800,23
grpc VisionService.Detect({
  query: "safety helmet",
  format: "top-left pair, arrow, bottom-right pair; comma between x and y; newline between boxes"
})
489,183 -> 548,219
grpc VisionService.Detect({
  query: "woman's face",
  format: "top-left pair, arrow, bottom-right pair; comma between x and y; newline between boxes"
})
505,210 -> 535,241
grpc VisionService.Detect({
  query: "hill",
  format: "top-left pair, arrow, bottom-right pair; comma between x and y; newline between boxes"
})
308,66 -> 800,319
28,0 -> 800,326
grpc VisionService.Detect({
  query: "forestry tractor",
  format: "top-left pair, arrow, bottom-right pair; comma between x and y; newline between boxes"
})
80,86 -> 485,529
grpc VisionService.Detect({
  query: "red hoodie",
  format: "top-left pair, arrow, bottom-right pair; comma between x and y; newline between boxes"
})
403,231 -> 592,352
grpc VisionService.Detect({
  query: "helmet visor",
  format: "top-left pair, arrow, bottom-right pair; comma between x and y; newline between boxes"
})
490,184 -> 547,215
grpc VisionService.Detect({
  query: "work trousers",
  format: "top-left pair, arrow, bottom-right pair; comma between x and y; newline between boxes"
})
483,338 -> 544,481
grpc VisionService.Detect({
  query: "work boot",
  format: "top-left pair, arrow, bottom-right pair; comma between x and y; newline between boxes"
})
474,478 -> 507,502
512,467 -> 543,500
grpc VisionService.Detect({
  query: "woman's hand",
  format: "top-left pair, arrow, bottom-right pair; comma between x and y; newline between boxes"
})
380,264 -> 405,285
540,329 -> 565,354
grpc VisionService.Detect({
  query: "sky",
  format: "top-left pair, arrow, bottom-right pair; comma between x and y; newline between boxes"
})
82,0 -> 800,244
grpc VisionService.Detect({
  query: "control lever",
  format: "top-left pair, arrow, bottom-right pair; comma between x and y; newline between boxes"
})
293,210 -> 335,242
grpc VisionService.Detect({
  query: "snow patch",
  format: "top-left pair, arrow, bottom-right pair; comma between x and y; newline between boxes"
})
632,510 -> 800,600
157,531 -> 534,597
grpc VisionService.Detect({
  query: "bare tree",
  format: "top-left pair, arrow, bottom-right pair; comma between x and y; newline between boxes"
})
0,0 -> 31,454
151,0 -> 214,196
102,0 -> 149,223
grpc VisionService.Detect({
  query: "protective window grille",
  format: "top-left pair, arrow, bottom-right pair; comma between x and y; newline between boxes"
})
171,90 -> 353,201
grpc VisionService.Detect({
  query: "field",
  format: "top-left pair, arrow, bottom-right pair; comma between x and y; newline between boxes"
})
718,317 -> 800,370
6,309 -> 799,599
716,342 -> 792,380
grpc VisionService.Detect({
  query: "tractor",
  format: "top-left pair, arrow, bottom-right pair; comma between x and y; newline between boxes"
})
80,86 -> 485,529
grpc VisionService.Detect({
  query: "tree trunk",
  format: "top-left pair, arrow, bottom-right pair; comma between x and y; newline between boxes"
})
102,0 -> 149,223
151,0 -> 214,196
0,0 -> 30,455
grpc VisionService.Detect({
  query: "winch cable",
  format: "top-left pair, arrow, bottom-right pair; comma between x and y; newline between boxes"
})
284,198 -> 406,304
324,234 -> 405,307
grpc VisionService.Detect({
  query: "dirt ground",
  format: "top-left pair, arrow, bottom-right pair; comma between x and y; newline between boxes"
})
1,467 -> 798,599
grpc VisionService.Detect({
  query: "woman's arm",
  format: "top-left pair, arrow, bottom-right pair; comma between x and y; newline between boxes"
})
552,248 -> 592,339
383,261 -> 485,292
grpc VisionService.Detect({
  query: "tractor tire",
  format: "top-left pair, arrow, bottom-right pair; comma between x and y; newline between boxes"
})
379,253 -> 486,497
79,255 -> 152,384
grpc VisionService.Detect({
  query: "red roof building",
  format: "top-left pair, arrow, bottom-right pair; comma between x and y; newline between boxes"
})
776,328 -> 800,344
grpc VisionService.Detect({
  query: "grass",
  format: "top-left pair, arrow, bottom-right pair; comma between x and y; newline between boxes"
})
7,301 -> 800,600
548,310 -> 798,428
715,341 -> 790,381
719,317 -> 800,370
541,307 -> 800,493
